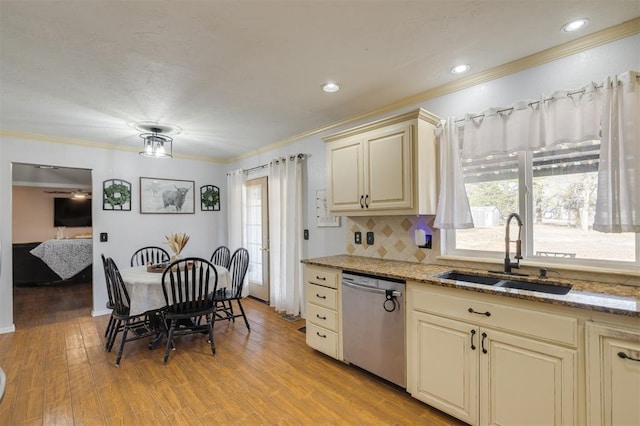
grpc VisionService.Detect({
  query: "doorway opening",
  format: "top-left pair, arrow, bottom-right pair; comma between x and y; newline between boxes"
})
11,163 -> 93,328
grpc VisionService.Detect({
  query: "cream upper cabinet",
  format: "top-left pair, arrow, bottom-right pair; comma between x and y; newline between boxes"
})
324,108 -> 439,216
586,322 -> 640,426
407,283 -> 577,426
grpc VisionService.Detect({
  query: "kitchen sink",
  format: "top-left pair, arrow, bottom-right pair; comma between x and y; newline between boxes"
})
436,271 -> 502,286
496,280 -> 572,295
435,271 -> 573,295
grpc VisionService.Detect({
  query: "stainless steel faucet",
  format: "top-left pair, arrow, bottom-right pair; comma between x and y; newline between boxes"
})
504,212 -> 523,274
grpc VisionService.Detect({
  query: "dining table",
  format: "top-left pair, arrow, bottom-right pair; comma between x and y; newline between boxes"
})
119,264 -> 232,317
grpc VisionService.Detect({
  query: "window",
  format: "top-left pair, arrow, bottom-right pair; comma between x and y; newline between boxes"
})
445,140 -> 639,269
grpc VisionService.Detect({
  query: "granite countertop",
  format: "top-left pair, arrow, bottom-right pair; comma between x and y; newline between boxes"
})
302,255 -> 640,317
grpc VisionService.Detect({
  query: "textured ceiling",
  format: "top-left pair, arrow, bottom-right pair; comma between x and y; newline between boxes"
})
1,1 -> 638,161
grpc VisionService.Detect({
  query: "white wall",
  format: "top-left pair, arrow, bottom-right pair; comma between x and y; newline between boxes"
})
0,138 -> 227,332
227,33 -> 639,263
1,34 -> 637,333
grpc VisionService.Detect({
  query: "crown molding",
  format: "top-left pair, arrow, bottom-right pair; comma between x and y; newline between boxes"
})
0,130 -> 226,163
228,17 -> 639,162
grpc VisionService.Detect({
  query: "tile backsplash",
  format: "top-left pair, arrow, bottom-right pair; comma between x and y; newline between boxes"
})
346,216 -> 439,264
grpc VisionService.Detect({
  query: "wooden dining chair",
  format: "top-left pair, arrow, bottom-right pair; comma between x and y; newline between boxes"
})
130,246 -> 170,267
214,248 -> 250,331
105,257 -> 155,366
161,257 -> 219,364
210,245 -> 231,268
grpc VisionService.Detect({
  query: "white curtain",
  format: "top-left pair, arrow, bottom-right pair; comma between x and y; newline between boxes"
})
593,71 -> 640,233
434,118 -> 474,229
462,99 -> 543,158
227,169 -> 248,294
543,81 -> 602,147
268,155 -> 305,316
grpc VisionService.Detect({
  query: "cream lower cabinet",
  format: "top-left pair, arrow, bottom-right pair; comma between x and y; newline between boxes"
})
586,322 -> 640,426
304,265 -> 342,360
408,284 -> 577,426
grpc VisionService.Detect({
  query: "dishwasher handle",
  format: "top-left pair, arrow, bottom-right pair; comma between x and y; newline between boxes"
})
343,280 -> 402,297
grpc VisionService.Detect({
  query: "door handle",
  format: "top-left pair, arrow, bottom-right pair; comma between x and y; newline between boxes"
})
342,280 -> 402,297
481,332 -> 488,354
359,195 -> 365,209
470,329 -> 476,350
364,194 -> 369,208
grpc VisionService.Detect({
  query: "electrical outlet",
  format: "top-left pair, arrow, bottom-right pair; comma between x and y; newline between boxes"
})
354,231 -> 362,244
366,231 -> 374,245
424,234 -> 432,249
100,232 -> 108,242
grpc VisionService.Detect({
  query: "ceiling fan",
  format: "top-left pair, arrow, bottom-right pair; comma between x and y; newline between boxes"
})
44,189 -> 92,198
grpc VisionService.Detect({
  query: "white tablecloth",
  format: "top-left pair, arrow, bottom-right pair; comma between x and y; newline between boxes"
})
30,238 -> 93,280
119,265 -> 231,316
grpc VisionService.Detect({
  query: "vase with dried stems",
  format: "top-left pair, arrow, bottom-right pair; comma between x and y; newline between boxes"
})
165,232 -> 190,263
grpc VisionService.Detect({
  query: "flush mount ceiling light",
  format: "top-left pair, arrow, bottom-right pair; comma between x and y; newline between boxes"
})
321,82 -> 340,93
562,18 -> 589,33
72,189 -> 91,199
451,64 -> 471,74
134,122 -> 181,159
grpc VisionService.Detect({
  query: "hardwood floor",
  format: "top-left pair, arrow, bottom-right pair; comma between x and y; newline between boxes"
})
0,297 -> 465,425
13,281 -> 93,329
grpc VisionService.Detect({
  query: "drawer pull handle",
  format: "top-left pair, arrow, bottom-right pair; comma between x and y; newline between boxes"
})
316,314 -> 327,320
468,308 -> 491,317
481,332 -> 488,354
618,352 -> 640,362
315,276 -> 326,281
316,294 -> 327,299
470,329 -> 476,350
316,331 -> 327,339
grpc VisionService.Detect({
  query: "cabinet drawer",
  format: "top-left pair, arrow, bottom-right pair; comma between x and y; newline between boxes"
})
306,323 -> 338,358
307,283 -> 338,310
411,286 -> 578,347
305,266 -> 339,289
307,303 -> 338,331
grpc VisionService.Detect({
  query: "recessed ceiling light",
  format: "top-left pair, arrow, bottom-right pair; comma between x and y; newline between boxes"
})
321,82 -> 340,93
450,64 -> 470,74
562,18 -> 589,33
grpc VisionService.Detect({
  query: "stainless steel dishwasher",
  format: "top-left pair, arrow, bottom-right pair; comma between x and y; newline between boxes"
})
342,271 -> 406,387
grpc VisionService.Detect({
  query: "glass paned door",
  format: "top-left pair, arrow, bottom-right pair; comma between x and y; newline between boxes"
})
246,177 -> 269,302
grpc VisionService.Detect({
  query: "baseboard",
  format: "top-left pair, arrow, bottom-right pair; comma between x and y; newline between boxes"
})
92,308 -> 110,317
0,324 -> 16,334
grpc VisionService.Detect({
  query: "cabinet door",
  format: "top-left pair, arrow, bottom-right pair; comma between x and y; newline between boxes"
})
327,138 -> 364,212
408,311 -> 479,425
364,124 -> 413,210
586,323 -> 640,426
480,329 -> 576,426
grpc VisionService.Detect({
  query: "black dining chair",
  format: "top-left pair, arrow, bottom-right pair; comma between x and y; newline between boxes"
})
214,248 -> 250,331
101,254 -> 118,350
161,257 -> 219,364
210,245 -> 231,268
130,246 -> 170,267
105,257 -> 156,366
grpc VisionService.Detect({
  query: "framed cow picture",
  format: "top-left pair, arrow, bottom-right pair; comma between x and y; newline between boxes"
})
140,177 -> 195,214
